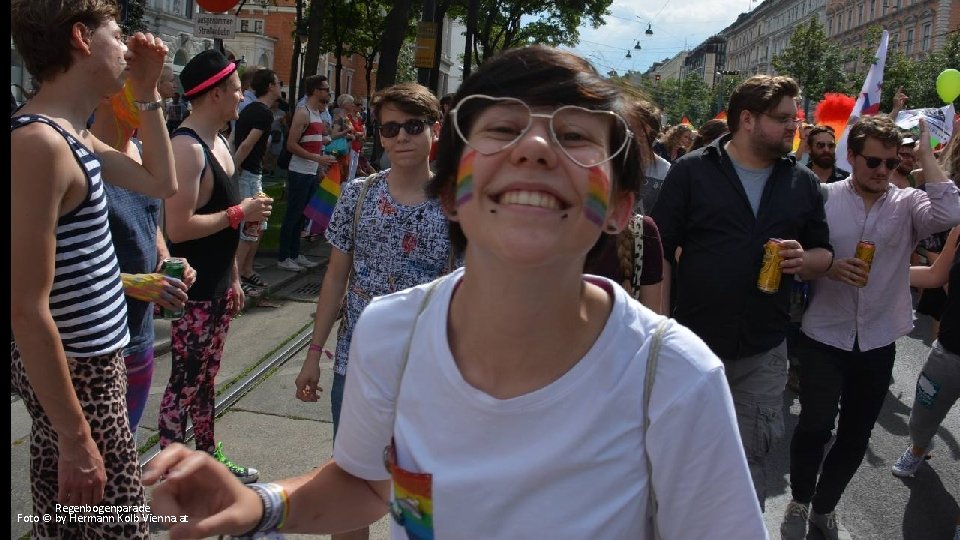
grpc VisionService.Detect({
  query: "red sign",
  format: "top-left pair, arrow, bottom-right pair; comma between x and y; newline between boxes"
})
197,0 -> 240,12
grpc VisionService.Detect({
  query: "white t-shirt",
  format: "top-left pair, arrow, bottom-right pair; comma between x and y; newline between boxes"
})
335,269 -> 767,540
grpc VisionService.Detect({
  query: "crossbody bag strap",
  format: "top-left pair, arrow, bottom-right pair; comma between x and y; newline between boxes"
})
631,214 -> 645,296
343,173 -> 379,291
644,318 -> 670,540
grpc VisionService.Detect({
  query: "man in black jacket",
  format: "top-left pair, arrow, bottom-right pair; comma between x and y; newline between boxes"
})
652,75 -> 834,510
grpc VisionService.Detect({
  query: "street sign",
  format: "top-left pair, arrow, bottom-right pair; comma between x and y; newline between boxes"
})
415,21 -> 437,69
194,12 -> 236,40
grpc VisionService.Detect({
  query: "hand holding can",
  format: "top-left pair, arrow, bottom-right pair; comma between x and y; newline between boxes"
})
241,192 -> 273,238
161,258 -> 187,319
854,241 -> 875,287
758,238 -> 783,294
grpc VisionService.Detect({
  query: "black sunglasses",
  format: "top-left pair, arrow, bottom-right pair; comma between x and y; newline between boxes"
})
379,119 -> 431,138
858,154 -> 901,170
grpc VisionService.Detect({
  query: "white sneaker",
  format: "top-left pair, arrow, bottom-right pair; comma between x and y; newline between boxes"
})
892,441 -> 932,477
277,258 -> 304,272
295,255 -> 319,268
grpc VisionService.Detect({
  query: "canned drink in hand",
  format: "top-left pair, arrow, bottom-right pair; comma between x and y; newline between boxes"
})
161,258 -> 186,319
854,240 -> 876,287
243,192 -> 269,239
758,238 -> 783,294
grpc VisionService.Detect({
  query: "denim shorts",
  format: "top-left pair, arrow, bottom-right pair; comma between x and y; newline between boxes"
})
237,169 -> 267,241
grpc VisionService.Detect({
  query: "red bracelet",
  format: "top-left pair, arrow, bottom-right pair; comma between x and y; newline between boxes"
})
226,205 -> 244,229
308,343 -> 324,352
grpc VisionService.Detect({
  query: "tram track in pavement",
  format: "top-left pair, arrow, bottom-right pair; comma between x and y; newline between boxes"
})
138,323 -> 314,468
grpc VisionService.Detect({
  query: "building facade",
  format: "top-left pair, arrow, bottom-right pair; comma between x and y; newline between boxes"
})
684,35 -> 727,87
827,0 -> 959,67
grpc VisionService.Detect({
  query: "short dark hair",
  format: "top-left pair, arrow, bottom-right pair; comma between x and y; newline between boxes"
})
691,119 -> 729,150
727,75 -> 799,133
302,75 -> 329,97
847,115 -> 902,155
370,82 -> 440,125
251,68 -> 277,97
11,0 -> 119,84
806,125 -> 836,147
427,46 -> 639,254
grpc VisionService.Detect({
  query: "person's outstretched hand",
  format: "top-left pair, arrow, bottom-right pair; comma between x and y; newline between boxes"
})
142,443 -> 262,539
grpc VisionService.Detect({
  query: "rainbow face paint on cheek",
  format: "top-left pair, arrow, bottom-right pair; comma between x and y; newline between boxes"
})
583,166 -> 611,227
455,150 -> 477,207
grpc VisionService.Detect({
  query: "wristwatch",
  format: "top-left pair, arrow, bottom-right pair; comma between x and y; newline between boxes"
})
134,100 -> 164,112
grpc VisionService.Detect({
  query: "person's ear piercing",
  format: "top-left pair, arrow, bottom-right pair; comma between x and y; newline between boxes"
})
604,222 -> 619,233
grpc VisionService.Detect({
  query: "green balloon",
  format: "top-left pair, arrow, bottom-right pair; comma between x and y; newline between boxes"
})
930,136 -> 940,149
936,69 -> 960,103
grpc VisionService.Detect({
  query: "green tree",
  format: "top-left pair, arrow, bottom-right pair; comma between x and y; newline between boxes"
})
119,0 -> 147,35
710,73 -> 744,118
453,0 -> 613,65
883,30 -> 960,111
771,18 -> 846,117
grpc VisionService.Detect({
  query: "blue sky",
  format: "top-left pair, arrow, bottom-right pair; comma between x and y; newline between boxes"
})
564,0 -> 761,76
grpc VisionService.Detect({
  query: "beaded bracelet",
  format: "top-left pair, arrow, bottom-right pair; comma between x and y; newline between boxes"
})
226,205 -> 245,230
239,483 -> 288,537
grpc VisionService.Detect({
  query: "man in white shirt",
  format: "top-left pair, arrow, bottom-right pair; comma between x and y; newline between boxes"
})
781,115 -> 960,540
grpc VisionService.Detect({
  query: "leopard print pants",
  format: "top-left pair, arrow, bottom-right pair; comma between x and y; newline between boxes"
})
11,343 -> 149,539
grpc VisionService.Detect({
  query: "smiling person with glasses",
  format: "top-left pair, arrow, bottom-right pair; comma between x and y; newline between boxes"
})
782,115 -> 960,540
143,46 -> 765,540
805,125 -> 850,184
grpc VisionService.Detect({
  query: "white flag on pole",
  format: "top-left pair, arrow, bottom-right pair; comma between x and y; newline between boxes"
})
835,30 -> 890,173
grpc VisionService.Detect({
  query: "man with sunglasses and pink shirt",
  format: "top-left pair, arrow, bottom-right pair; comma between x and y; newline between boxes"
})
781,115 -> 960,540
805,125 -> 849,183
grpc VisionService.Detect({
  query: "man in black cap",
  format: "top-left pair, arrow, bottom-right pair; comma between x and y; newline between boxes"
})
159,48 -> 273,484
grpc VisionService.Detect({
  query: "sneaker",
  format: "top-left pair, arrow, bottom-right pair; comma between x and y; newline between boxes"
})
277,258 -> 305,272
780,500 -> 809,540
295,254 -> 319,268
809,510 -> 840,540
213,442 -> 259,484
891,442 -> 932,478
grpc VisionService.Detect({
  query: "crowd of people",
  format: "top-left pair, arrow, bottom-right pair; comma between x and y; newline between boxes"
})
10,2 -> 960,539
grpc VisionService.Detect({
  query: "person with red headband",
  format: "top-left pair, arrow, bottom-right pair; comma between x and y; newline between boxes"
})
159,48 -> 272,484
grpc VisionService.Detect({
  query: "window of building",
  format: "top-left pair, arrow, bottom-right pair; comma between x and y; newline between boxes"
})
240,19 -> 249,32
922,23 -> 931,51
858,3 -> 863,24
891,32 -> 899,51
906,28 -> 914,54
846,9 -> 852,30
254,20 -> 263,34
869,0 -> 875,19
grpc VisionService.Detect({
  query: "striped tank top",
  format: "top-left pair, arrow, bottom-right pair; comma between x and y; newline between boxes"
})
288,105 -> 328,175
11,115 -> 130,357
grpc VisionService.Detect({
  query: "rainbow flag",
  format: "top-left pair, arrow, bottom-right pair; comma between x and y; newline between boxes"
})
304,158 -> 346,235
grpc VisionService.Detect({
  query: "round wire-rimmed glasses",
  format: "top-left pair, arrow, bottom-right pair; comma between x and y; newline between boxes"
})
451,94 -> 633,168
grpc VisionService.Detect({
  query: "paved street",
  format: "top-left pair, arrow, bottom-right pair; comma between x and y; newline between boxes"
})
9,241 -> 959,538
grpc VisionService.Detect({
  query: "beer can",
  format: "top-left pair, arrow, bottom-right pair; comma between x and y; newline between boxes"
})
242,191 -> 269,239
161,258 -> 186,319
854,240 -> 876,286
757,238 -> 783,294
